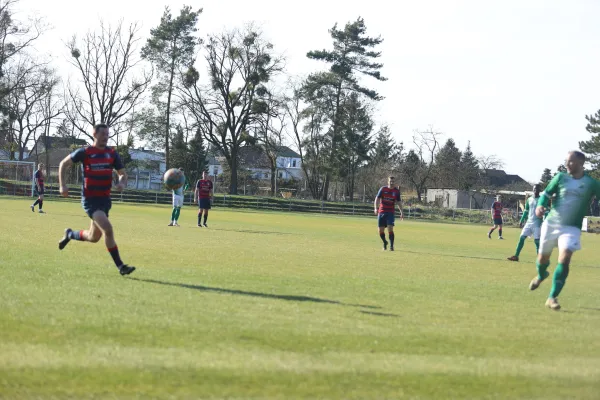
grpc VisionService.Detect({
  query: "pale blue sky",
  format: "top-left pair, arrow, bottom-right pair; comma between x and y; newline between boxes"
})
19,0 -> 600,182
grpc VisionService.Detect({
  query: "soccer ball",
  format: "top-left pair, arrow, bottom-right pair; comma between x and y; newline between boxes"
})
163,168 -> 185,190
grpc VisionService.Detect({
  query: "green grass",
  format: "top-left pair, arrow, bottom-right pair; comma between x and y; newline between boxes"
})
1,197 -> 600,399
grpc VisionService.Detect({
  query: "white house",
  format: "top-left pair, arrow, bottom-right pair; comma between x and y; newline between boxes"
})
128,148 -> 166,190
207,146 -> 302,180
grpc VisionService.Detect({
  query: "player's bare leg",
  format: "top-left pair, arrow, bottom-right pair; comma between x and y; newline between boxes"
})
488,224 -> 497,239
59,218 -> 102,249
92,211 -> 135,275
388,226 -> 395,251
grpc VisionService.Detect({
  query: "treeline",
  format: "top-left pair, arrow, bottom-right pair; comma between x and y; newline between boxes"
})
0,2 -> 556,200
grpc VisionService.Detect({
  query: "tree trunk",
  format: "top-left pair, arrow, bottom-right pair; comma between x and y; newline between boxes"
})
270,165 -> 276,197
322,174 -> 330,201
229,149 -> 238,194
165,60 -> 177,169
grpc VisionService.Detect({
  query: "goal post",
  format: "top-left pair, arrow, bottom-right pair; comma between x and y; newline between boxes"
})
0,160 -> 35,197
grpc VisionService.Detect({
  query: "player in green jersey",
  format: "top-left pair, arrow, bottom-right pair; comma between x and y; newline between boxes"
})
168,168 -> 189,227
508,184 -> 542,261
528,151 -> 600,310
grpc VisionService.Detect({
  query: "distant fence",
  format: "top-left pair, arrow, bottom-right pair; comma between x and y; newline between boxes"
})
0,179 -> 519,225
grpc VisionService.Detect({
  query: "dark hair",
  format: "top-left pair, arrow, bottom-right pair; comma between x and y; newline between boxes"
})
388,176 -> 395,180
178,167 -> 184,171
533,184 -> 541,190
569,151 -> 586,162
93,123 -> 109,132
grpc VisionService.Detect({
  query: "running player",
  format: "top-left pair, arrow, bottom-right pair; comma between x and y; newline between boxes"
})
31,163 -> 45,213
529,151 -> 600,310
488,195 -> 504,239
56,123 -> 135,276
508,184 -> 542,261
168,168 -> 189,227
374,176 -> 404,251
194,170 -> 213,227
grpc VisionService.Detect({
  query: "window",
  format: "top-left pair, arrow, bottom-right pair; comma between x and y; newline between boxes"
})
292,159 -> 297,167
212,166 -> 218,175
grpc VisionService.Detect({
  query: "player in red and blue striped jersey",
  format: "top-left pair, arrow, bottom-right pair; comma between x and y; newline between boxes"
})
30,163 -> 45,213
195,170 -> 213,227
56,124 -> 135,276
488,195 -> 504,239
374,176 -> 404,251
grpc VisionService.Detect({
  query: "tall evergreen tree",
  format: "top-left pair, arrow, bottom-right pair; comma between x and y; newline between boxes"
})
540,168 -> 552,188
459,142 -> 479,190
434,138 -> 462,188
304,17 -> 386,200
579,109 -> 600,178
141,6 -> 201,168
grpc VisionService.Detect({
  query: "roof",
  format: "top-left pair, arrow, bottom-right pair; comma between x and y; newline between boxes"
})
207,145 -> 300,167
36,136 -> 87,149
25,148 -> 74,166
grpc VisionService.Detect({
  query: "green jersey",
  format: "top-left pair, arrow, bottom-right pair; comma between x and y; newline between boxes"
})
173,179 -> 189,196
520,195 -> 541,227
538,172 -> 600,229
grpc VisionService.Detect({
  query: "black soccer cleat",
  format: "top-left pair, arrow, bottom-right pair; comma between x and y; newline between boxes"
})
118,264 -> 136,276
203,223 -> 208,227
383,240 -> 388,251
390,246 -> 395,251
30,205 -> 34,212
58,228 -> 73,250
197,224 -> 203,228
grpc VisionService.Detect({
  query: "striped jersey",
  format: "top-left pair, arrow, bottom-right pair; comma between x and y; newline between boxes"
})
376,186 -> 401,213
70,146 -> 124,199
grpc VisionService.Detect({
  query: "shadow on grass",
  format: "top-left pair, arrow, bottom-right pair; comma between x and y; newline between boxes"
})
400,249 -> 499,262
209,227 -> 294,235
581,307 -> 600,312
360,311 -> 400,318
130,277 -> 381,309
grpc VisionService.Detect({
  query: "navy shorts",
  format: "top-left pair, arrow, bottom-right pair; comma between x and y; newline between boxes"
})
378,212 -> 395,228
199,198 -> 212,210
35,185 -> 44,196
493,217 -> 503,225
82,197 -> 112,219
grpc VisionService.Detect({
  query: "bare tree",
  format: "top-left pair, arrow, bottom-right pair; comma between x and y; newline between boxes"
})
399,126 -> 441,202
4,55 -> 61,160
477,154 -> 505,170
0,0 -> 45,77
181,26 -> 285,194
65,20 -> 152,142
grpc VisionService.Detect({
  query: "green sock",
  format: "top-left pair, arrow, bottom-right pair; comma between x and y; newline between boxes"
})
549,263 -> 569,298
534,239 -> 540,254
536,261 -> 550,281
174,207 -> 181,221
515,236 -> 526,257
171,208 -> 177,221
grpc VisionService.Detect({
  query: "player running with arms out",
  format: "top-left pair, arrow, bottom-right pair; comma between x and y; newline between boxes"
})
529,151 -> 600,310
31,163 -> 45,213
488,195 -> 504,239
195,170 -> 213,227
168,168 -> 189,227
56,124 -> 135,276
374,176 -> 404,251
508,184 -> 542,261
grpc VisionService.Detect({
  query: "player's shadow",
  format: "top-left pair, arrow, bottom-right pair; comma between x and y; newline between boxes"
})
401,249 -> 498,262
360,311 -> 401,318
210,227 -> 293,236
130,277 -> 381,309
581,307 -> 600,312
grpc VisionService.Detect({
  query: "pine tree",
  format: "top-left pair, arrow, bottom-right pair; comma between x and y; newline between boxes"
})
141,6 -> 201,168
540,168 -> 552,188
460,142 -> 479,190
434,139 -> 462,188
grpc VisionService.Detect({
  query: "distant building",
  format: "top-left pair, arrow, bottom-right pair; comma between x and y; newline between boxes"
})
128,148 -> 166,190
207,145 -> 302,181
480,169 -> 530,191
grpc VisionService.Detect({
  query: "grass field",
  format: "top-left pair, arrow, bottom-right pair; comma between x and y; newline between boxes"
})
1,197 -> 600,399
